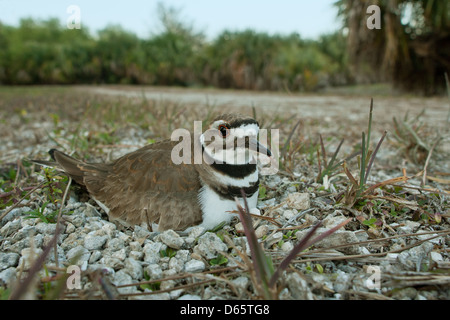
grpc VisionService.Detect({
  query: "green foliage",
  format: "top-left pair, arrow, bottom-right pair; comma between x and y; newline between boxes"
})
362,217 -> 378,228
0,13 -> 348,91
24,201 -> 58,223
258,186 -> 267,200
209,254 -> 228,266
140,272 -> 161,291
160,247 -> 177,258
0,287 -> 10,300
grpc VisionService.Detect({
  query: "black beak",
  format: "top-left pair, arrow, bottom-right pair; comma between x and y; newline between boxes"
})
249,138 -> 272,157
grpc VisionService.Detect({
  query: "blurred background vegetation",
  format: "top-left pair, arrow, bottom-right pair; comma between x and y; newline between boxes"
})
0,1 -> 448,95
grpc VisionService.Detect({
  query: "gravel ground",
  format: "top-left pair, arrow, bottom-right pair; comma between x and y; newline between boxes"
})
0,86 -> 449,300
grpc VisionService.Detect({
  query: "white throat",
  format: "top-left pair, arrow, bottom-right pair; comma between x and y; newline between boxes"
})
197,184 -> 258,230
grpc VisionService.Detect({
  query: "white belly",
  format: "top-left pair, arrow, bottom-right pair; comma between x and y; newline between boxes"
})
198,184 -> 258,230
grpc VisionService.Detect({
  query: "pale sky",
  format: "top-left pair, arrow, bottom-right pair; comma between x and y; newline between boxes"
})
0,0 -> 342,40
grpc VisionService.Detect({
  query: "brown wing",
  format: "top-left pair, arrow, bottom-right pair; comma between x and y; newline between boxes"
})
82,140 -> 203,231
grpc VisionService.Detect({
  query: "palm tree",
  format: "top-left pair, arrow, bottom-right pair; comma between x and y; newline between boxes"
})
336,0 -> 449,95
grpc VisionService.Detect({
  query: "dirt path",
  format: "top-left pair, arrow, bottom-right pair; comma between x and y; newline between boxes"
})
86,85 -> 450,129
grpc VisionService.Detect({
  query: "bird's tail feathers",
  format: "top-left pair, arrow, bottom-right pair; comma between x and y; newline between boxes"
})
32,149 -> 86,185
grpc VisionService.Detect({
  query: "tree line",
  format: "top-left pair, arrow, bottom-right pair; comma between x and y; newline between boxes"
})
0,17 -> 350,92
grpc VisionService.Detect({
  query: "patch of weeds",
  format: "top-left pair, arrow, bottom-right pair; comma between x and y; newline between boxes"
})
24,201 -> 59,224
0,287 -> 10,300
391,110 -> 431,164
279,119 -> 306,173
361,217 -> 378,228
306,262 -> 324,274
209,254 -> 228,266
0,183 -> 34,210
316,134 -> 360,185
258,185 -> 267,200
139,272 -> 161,291
316,135 -> 345,184
283,230 -> 297,241
40,167 -> 71,207
160,247 -> 177,258
235,189 -> 350,299
342,99 -> 387,206
0,160 -> 38,210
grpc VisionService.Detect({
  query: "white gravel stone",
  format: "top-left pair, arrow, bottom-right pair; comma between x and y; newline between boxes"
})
188,226 -> 206,238
0,267 -> 17,287
1,220 -> 22,236
184,237 -> 196,248
159,229 -> 185,249
1,208 -> 29,225
112,248 -> 128,261
18,247 -> 44,270
88,250 -> 102,264
107,238 -> 125,251
193,232 -> 228,259
169,289 -> 185,300
112,269 -> 138,295
430,251 -> 443,262
265,231 -> 283,247
0,252 -> 20,270
129,250 -> 144,261
178,294 -> 201,300
133,225 -> 153,240
255,225 -> 269,239
132,291 -> 171,300
65,223 -> 76,234
168,257 -> 184,273
124,258 -> 143,279
282,209 -> 297,220
296,228 -> 361,255
175,250 -> 190,263
146,264 -> 163,279
322,213 -> 349,229
101,223 -> 117,238
397,242 -> 434,271
35,222 -> 57,234
286,272 -> 314,300
66,245 -> 90,265
143,241 -> 165,264
184,259 -> 205,273
129,241 -> 143,252
84,234 -> 108,250
100,255 -> 124,270
231,276 -> 249,292
333,270 -> 351,293
66,213 -> 87,227
281,241 -> 294,252
266,175 -> 281,189
286,192 -> 310,210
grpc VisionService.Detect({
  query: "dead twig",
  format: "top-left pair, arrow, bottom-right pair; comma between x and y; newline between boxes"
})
421,137 -> 442,187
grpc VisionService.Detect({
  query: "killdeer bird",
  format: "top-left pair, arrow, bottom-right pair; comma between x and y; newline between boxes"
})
34,113 -> 271,231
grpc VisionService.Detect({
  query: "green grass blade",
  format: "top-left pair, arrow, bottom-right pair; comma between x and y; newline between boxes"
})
359,131 -> 366,196
364,130 -> 387,185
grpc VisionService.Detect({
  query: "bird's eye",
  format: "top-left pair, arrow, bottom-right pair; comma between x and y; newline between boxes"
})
218,124 -> 230,138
